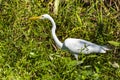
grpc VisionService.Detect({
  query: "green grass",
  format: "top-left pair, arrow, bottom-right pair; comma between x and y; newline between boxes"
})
0,0 -> 120,79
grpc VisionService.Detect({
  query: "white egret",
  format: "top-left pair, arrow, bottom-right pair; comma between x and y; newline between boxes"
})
30,14 -> 109,60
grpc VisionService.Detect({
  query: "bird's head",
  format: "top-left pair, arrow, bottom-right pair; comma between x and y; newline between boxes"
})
29,14 -> 51,20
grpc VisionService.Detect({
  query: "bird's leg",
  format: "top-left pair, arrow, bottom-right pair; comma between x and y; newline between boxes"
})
73,54 -> 78,60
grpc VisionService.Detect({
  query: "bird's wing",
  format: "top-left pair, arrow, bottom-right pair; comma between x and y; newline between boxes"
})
63,38 -> 105,54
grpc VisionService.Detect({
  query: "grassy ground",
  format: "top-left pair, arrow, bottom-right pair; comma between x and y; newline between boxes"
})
0,0 -> 120,79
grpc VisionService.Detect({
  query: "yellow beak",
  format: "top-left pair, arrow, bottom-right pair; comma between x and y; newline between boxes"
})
29,16 -> 41,20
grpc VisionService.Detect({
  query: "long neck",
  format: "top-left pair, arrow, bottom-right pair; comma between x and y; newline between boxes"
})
49,17 -> 63,48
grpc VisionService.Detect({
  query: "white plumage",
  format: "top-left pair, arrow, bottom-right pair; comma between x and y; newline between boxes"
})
30,14 -> 109,60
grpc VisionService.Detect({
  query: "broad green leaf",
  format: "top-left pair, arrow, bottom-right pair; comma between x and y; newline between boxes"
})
108,41 -> 120,47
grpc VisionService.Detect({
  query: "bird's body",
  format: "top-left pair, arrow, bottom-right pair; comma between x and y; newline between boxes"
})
63,38 -> 107,54
62,38 -> 109,60
30,14 -> 109,60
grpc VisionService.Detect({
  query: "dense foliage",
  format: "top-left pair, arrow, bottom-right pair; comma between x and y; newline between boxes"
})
0,0 -> 120,79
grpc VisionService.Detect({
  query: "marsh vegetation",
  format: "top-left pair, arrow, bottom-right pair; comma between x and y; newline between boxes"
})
0,0 -> 120,79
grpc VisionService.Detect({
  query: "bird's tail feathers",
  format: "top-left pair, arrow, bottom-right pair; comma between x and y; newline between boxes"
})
102,46 -> 110,51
